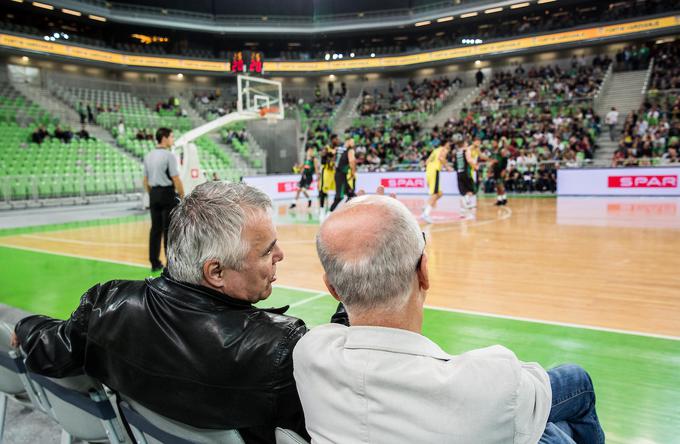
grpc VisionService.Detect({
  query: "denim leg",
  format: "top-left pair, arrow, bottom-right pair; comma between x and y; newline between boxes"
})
545,364 -> 605,444
539,422 -> 576,444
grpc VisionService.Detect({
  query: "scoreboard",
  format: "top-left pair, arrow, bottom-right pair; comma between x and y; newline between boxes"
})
231,51 -> 263,74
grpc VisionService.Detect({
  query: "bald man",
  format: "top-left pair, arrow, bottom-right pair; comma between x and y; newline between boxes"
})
293,194 -> 604,444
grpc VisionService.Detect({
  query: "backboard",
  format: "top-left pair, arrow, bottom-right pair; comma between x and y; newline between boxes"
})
237,75 -> 284,120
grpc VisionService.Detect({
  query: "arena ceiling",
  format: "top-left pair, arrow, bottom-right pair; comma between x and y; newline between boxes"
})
110,0 -> 452,17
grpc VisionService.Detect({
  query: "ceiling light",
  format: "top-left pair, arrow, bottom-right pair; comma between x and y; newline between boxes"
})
350,52 -> 355,58
510,2 -> 530,8
33,2 -> 54,10
338,54 -> 343,59
62,8 -> 81,16
332,54 -> 338,60
475,60 -> 482,65
485,7 -> 503,13
370,53 -> 375,58
460,12 -> 478,18
43,36 -> 50,41
415,20 -> 431,27
22,56 -> 29,61
11,0 -> 24,3
49,36 -> 55,41
437,16 -> 454,23
177,73 -> 183,79
89,14 -> 107,22
324,53 -> 330,60
537,0 -> 556,3
53,32 -> 60,38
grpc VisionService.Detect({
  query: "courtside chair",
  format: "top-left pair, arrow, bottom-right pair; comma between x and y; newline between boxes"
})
25,372 -> 126,444
116,395 -> 245,444
275,428 -> 309,444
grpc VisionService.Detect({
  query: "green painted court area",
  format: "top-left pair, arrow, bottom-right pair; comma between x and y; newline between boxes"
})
1,245 -> 679,444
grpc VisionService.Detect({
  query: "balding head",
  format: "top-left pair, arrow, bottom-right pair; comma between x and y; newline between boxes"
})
317,195 -> 425,312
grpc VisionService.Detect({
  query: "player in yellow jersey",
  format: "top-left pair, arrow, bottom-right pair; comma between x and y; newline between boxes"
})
422,141 -> 452,224
318,134 -> 338,212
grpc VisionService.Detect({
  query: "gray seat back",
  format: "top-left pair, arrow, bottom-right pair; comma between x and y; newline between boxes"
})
29,373 -> 125,443
275,427 -> 310,444
120,396 -> 245,444
0,323 -> 24,395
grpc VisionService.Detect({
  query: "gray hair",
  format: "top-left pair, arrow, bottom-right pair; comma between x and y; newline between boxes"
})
167,181 -> 272,284
316,195 -> 425,311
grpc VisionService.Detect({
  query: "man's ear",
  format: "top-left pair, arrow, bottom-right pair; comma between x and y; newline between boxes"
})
416,253 -> 430,291
323,274 -> 343,302
202,260 -> 225,289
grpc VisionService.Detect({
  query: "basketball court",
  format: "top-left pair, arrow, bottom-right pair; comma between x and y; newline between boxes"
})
1,195 -> 678,444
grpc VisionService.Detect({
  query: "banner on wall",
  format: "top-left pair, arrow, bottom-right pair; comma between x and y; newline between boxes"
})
2,14 -> 680,73
243,171 -> 460,199
557,167 -> 680,196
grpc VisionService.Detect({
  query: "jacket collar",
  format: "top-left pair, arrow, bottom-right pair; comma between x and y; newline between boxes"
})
343,326 -> 452,361
146,270 -> 289,314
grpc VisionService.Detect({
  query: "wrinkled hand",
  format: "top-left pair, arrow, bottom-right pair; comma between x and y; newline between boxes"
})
9,331 -> 19,349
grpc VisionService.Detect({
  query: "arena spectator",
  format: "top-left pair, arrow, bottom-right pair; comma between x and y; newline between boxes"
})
10,181 -> 350,443
606,107 -> 619,141
30,125 -> 48,144
294,194 -> 605,443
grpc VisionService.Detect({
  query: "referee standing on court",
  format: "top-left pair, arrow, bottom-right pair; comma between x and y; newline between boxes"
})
143,127 -> 184,272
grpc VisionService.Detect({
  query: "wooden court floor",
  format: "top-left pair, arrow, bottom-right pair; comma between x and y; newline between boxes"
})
0,196 -> 678,338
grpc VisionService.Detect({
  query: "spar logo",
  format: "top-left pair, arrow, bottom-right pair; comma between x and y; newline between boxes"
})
277,181 -> 316,192
608,175 -> 678,188
380,177 -> 425,188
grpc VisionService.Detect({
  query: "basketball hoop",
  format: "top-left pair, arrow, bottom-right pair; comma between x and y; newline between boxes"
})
259,106 -> 280,125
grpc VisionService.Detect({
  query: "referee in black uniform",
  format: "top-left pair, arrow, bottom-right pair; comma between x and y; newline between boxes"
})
143,128 -> 184,272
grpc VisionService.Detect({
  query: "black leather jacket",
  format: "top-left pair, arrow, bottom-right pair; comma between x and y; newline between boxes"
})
16,272 -> 339,443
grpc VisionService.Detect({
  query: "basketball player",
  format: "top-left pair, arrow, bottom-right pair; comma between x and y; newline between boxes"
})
422,141 -> 452,224
492,146 -> 510,206
318,134 -> 338,211
330,138 -> 356,212
456,138 -> 481,218
290,146 -> 317,209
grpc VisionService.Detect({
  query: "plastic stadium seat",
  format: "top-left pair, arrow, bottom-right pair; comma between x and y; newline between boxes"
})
0,324 -> 35,442
117,396 -> 245,444
25,373 -> 125,444
275,428 -> 309,444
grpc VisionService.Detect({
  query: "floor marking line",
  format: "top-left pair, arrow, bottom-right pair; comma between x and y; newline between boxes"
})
1,243 -> 676,341
423,304 -> 680,341
288,292 -> 329,308
0,243 -> 150,269
21,234 -> 144,248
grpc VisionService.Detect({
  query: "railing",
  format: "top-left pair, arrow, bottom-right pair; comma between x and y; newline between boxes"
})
641,57 -> 656,97
0,172 -> 144,207
593,63 -> 614,111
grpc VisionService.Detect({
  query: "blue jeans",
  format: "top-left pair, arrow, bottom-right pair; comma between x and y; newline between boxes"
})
539,364 -> 605,444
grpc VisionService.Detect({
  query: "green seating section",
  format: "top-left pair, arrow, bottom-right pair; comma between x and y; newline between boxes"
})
219,123 -> 262,169
0,123 -> 142,200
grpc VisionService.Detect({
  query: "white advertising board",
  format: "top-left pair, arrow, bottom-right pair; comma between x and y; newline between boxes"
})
243,171 -> 460,200
557,167 -> 680,196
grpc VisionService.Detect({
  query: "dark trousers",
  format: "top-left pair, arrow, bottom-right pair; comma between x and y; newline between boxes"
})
330,171 -> 350,212
149,186 -> 177,269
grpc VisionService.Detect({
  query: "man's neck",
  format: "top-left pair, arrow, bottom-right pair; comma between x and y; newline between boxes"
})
347,295 -> 424,334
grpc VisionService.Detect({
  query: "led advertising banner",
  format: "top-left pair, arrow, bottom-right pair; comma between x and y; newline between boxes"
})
1,15 -> 679,73
557,167 -> 680,196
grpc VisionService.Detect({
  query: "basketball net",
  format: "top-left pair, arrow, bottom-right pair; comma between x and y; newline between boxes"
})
259,106 -> 280,125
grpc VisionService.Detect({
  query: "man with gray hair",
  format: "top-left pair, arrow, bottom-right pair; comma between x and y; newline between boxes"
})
294,194 -> 605,443
11,181 -> 321,443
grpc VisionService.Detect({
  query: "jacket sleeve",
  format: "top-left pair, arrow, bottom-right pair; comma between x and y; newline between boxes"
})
271,320 -> 311,440
514,361 -> 552,443
14,283 -> 103,378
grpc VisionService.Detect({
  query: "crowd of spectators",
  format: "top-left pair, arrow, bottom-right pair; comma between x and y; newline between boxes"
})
30,124 -> 87,144
611,95 -> 680,166
359,77 -> 455,116
609,41 -> 680,166
472,58 -> 610,110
